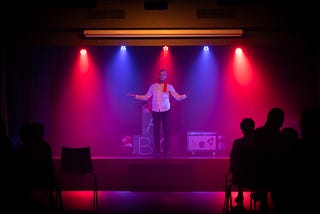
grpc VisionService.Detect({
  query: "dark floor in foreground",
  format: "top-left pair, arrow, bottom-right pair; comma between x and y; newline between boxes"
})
15,191 -> 276,214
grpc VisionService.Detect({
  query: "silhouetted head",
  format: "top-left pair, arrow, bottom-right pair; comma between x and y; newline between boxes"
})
240,118 -> 255,136
33,122 -> 45,138
265,107 -> 285,129
281,127 -> 299,143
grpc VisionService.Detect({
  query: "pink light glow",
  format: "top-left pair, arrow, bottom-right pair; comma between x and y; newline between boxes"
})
233,49 -> 253,86
53,52 -> 110,153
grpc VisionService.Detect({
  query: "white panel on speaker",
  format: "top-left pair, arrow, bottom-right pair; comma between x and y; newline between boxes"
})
187,131 -> 217,152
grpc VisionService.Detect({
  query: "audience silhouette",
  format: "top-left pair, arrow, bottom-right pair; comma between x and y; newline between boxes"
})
4,105 -> 318,213
15,122 -> 56,211
252,107 -> 285,213
229,118 -> 256,209
228,108 -> 317,213
291,105 -> 320,213
271,126 -> 299,214
0,118 -> 16,209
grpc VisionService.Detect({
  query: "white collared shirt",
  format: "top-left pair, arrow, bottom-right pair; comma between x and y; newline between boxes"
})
135,82 -> 187,112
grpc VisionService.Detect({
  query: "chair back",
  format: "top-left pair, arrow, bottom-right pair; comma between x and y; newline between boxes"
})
61,146 -> 94,174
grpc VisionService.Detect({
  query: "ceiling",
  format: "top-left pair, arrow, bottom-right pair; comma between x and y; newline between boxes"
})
1,0 -> 318,46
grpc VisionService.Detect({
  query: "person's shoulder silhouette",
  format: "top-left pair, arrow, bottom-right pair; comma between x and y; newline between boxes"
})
15,122 -> 56,210
17,122 -> 55,190
230,118 -> 256,180
1,118 -> 15,176
297,105 -> 319,168
292,105 -> 320,213
300,105 -> 320,143
229,118 -> 256,207
0,119 -> 20,212
0,118 -> 13,163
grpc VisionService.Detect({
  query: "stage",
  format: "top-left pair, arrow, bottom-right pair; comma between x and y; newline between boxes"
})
53,156 -> 229,192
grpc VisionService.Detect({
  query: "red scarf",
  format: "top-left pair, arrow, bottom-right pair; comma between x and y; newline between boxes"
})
163,82 -> 167,92
158,81 -> 167,92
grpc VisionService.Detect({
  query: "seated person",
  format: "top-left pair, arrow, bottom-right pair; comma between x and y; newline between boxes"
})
229,118 -> 256,207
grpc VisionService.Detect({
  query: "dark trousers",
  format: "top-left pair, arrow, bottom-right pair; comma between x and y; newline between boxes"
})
152,110 -> 170,154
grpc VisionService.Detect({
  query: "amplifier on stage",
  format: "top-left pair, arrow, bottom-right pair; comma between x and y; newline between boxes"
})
187,131 -> 217,153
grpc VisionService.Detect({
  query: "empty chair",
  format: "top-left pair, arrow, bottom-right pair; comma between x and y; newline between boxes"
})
56,146 -> 98,209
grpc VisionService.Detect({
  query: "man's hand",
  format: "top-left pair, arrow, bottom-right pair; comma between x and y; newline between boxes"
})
127,93 -> 136,97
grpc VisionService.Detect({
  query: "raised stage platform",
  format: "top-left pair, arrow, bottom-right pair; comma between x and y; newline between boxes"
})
53,157 -> 229,192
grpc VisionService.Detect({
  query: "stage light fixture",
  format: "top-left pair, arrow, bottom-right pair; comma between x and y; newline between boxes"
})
80,49 -> 87,55
235,47 -> 243,55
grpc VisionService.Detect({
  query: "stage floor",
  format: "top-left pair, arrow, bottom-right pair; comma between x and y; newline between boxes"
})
53,156 -> 230,192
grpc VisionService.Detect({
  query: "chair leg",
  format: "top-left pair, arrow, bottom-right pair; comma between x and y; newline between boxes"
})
93,189 -> 98,208
223,190 -> 229,212
223,185 -> 232,212
224,185 -> 233,213
229,186 -> 233,209
48,190 -> 56,210
223,174 -> 227,212
93,175 -> 98,208
55,188 -> 63,210
250,191 -> 253,211
249,190 -> 257,213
